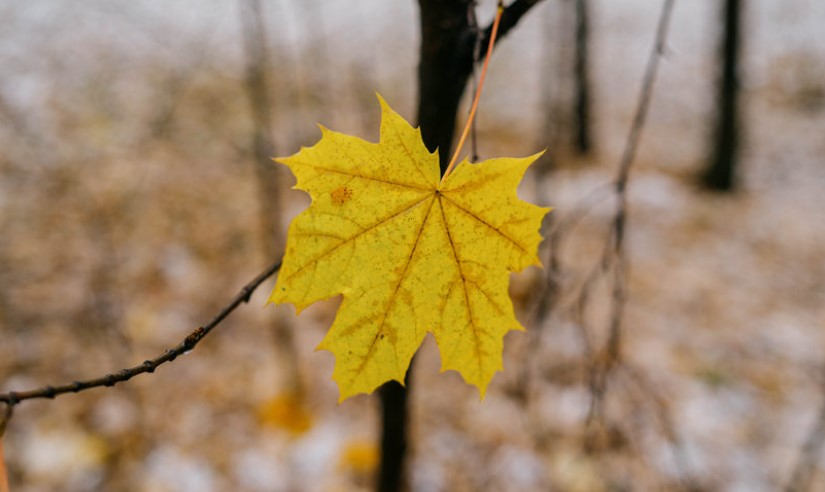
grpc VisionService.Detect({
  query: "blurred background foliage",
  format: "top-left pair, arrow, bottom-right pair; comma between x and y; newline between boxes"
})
1,0 -> 824,490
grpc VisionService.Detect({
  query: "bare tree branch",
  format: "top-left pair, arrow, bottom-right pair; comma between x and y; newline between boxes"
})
621,363 -> 703,491
479,0 -> 545,58
584,0 -> 675,426
0,260 -> 282,408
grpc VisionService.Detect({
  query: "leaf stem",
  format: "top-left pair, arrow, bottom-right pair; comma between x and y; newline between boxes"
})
440,2 -> 504,184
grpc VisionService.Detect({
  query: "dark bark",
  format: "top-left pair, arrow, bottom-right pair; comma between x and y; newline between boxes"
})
573,0 -> 593,154
702,0 -> 742,192
377,377 -> 411,492
416,0 -> 475,173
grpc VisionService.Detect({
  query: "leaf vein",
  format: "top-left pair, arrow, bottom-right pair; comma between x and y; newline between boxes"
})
285,193 -> 433,282
440,194 -> 530,255
289,159 -> 431,190
438,196 -> 484,380
346,196 -> 437,384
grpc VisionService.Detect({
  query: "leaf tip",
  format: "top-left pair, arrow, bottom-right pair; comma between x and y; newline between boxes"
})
267,289 -> 309,316
375,93 -> 396,124
374,91 -> 387,104
335,384 -> 366,404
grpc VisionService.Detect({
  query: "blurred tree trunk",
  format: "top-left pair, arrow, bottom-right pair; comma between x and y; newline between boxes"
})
240,0 -> 282,254
239,0 -> 303,400
701,0 -> 742,191
377,3 -> 544,491
536,1 -> 563,174
537,0 -> 592,170
572,0 -> 593,155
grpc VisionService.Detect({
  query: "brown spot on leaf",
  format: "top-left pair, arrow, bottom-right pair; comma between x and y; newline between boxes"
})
331,186 -> 353,205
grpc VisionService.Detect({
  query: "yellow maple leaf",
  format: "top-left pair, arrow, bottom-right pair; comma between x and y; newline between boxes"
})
269,95 -> 550,401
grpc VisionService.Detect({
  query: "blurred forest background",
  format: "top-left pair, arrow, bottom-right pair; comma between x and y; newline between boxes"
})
1,0 -> 825,491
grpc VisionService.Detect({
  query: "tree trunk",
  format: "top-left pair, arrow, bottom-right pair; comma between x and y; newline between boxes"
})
239,0 -> 304,402
416,0 -> 476,173
240,0 -> 282,254
702,0 -> 742,191
376,377 -> 411,492
573,0 -> 593,155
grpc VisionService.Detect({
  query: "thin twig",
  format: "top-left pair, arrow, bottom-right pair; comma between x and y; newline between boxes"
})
477,0 -> 545,59
621,363 -> 704,491
585,0 -> 675,424
545,181 -> 614,247
0,260 -> 282,408
605,0 -> 676,367
614,0 -> 675,189
467,0 -> 483,162
442,1 -> 504,181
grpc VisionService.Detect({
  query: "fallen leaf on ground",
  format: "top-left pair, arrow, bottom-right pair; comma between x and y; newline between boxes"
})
256,391 -> 313,436
338,438 -> 378,476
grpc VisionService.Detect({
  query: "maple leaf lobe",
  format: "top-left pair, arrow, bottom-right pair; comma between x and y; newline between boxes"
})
270,94 -> 550,401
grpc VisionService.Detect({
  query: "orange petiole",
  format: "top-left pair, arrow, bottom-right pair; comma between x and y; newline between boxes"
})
440,3 -> 504,184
